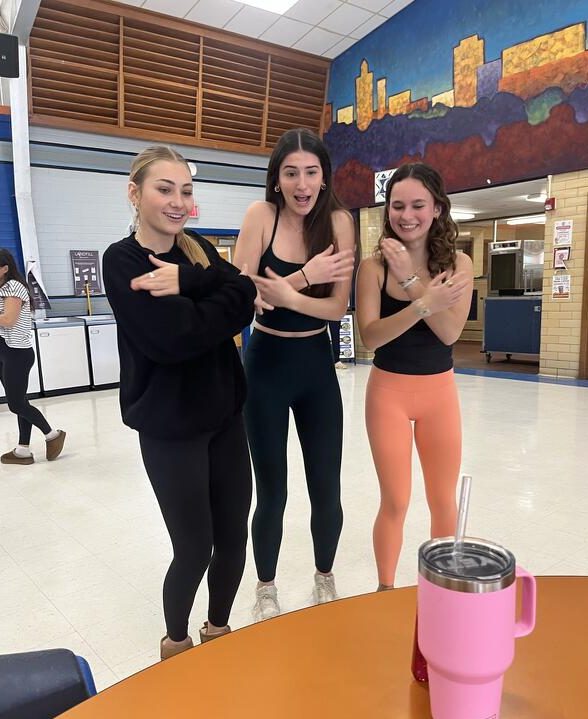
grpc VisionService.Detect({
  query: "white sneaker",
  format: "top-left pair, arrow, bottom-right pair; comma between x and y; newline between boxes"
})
313,573 -> 338,604
334,361 -> 348,370
253,584 -> 280,622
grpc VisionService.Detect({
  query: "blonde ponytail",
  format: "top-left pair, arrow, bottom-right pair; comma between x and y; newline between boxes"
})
177,231 -> 210,268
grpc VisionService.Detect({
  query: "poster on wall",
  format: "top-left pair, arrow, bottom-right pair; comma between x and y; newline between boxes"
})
374,168 -> 396,203
553,220 -> 573,246
339,313 -> 356,361
26,259 -> 51,310
553,246 -> 570,269
70,250 -> 102,296
552,274 -> 570,299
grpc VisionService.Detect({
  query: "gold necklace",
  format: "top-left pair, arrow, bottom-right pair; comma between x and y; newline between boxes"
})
281,214 -> 304,234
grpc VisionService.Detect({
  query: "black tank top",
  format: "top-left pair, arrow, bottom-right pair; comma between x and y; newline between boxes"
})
373,264 -> 453,375
255,208 -> 326,333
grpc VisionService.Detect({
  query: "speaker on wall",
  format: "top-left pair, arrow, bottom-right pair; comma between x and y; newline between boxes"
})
0,33 -> 19,78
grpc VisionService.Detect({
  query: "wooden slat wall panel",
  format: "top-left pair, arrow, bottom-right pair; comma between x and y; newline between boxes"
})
28,0 -> 330,155
30,0 -> 120,125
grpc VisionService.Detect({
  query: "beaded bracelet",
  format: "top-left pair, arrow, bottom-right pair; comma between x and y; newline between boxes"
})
398,274 -> 419,289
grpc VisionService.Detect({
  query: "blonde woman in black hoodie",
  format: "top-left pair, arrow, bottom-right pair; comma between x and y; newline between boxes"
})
104,146 -> 256,660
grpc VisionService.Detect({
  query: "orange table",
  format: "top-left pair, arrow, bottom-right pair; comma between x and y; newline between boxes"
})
61,576 -> 585,718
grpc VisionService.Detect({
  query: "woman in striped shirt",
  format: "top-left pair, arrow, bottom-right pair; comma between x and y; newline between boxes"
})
0,249 -> 65,465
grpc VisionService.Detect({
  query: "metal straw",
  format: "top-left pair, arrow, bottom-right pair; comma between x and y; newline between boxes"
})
454,474 -> 472,556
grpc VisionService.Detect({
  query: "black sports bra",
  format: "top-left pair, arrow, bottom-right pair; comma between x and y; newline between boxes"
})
373,264 -> 453,375
255,208 -> 326,333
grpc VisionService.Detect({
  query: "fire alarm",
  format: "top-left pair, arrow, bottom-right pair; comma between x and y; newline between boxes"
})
544,197 -> 556,211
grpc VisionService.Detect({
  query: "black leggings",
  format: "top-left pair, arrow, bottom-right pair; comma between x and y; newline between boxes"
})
139,413 -> 252,641
244,329 -> 343,582
0,339 -> 51,445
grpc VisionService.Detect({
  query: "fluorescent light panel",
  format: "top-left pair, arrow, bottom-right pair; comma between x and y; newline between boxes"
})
506,215 -> 546,225
451,211 -> 475,221
239,0 -> 298,12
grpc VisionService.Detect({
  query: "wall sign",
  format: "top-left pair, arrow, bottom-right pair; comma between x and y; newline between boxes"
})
70,250 -> 102,296
554,220 -> 573,246
339,313 -> 356,360
552,274 -> 570,299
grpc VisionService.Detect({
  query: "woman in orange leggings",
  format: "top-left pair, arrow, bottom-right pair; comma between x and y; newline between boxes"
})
356,163 -> 473,589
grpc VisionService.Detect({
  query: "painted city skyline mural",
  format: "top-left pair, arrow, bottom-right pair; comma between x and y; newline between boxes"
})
323,0 -> 588,209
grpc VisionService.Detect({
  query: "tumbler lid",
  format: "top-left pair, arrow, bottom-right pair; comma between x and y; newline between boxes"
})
419,537 -> 516,593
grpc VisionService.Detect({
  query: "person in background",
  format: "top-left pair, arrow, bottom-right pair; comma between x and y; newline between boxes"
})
355,162 -> 472,590
234,128 -> 356,621
0,249 -> 66,465
103,145 -> 257,660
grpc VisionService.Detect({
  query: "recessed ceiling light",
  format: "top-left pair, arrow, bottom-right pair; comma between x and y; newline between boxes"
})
506,215 -> 546,225
239,0 -> 297,12
451,210 -> 475,221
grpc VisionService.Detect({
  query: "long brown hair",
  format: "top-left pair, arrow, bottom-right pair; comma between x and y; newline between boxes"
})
266,128 -> 352,298
0,248 -> 34,304
129,146 -> 209,268
378,162 -> 457,276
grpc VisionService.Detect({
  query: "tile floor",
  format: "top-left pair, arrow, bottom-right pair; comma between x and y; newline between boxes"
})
1,364 -> 587,691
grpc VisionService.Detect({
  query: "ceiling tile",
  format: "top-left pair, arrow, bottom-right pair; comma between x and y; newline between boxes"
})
346,0 -> 390,11
260,16 -> 313,46
185,0 -> 242,28
142,0 -> 197,16
285,0 -> 343,26
379,0 -> 414,18
348,12 -> 387,39
322,34 -> 358,58
293,26 -> 343,54
224,6 -> 281,38
319,3 -> 372,35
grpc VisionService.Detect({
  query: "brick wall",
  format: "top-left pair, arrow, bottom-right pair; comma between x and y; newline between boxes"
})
539,169 -> 588,378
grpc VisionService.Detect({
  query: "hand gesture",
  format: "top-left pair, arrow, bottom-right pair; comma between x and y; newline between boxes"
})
302,245 -> 355,285
253,267 -> 298,308
241,263 -> 273,315
422,271 -> 469,314
130,255 -> 179,296
380,238 -> 414,283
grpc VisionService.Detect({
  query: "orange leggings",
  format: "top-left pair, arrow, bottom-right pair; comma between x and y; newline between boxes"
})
365,366 -> 462,586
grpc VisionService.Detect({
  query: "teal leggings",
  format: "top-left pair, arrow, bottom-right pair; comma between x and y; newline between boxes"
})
244,329 -> 343,582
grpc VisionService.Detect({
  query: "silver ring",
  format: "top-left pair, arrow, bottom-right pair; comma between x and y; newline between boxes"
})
148,272 -> 155,279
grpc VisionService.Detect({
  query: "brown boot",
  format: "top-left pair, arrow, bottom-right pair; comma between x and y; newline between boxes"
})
1,450 -> 34,465
46,430 -> 66,461
160,635 -> 193,660
199,621 -> 231,643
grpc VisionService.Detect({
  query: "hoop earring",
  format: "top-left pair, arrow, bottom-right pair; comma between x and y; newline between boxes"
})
320,183 -> 326,191
274,185 -> 280,193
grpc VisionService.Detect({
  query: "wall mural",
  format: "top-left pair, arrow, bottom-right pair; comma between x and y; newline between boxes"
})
323,0 -> 588,209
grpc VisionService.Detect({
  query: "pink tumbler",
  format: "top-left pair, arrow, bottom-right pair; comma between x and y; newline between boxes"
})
417,537 -> 536,719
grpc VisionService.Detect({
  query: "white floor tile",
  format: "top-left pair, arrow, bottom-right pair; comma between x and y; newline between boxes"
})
1,369 -> 587,690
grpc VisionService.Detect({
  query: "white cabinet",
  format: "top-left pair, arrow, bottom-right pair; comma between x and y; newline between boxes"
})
34,318 -> 90,392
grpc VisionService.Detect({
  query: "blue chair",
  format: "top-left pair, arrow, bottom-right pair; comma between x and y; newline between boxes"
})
0,648 -> 96,718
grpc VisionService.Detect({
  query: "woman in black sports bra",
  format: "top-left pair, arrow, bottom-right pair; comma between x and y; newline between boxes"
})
234,128 -> 356,621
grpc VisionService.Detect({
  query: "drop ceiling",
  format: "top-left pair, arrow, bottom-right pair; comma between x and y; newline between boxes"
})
113,0 -> 414,59
450,178 -> 549,223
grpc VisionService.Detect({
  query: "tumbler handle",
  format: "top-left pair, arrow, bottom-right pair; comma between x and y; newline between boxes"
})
514,566 -> 536,638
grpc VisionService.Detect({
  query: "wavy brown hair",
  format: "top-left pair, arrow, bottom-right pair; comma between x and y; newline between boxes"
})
129,146 -> 209,268
266,128 -> 354,298
378,162 -> 457,276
